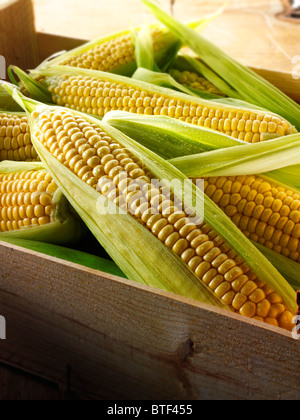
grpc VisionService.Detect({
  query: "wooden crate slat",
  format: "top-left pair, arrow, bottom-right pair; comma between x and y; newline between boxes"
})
0,241 -> 299,400
0,0 -> 39,70
37,33 -> 87,63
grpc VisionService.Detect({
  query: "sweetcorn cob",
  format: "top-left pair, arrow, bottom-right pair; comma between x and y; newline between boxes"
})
29,106 -> 295,330
33,67 -> 297,142
169,68 -> 226,96
0,112 -> 38,162
40,24 -> 181,77
0,162 -> 80,244
203,175 -> 300,263
0,169 -> 57,232
61,28 -> 170,73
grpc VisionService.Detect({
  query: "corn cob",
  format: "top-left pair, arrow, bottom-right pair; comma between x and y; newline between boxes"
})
0,112 -> 38,162
39,24 -> 182,77
0,168 -> 59,232
203,175 -> 300,263
0,161 -> 81,244
27,67 -> 296,143
169,69 -> 226,97
61,28 -> 169,73
23,104 -> 295,330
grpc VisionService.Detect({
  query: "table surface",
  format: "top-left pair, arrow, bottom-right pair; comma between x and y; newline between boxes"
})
32,0 -> 300,73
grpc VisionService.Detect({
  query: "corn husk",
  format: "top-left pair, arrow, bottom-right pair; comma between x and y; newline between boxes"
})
267,165 -> 300,191
1,237 -> 126,279
104,111 -> 243,158
0,85 -> 23,112
133,25 -> 160,72
141,0 -> 300,131
132,67 -> 223,100
133,10 -> 222,74
104,112 -> 300,183
171,54 -> 240,100
253,241 -> 300,292
8,86 -> 297,315
170,135 -> 300,178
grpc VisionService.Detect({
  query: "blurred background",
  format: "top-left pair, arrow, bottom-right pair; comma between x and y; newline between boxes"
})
32,0 -> 300,73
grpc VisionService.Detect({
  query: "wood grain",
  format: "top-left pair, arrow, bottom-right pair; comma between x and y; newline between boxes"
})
0,0 -> 39,70
32,0 -> 300,73
0,241 -> 300,400
0,364 -> 62,400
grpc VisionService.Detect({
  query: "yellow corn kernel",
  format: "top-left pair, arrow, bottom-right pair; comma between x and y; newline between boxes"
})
169,69 -> 226,97
0,113 -> 39,162
204,175 -> 300,263
0,170 -> 57,232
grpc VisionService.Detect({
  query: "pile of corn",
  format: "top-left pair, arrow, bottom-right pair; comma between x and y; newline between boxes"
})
1,0 -> 300,333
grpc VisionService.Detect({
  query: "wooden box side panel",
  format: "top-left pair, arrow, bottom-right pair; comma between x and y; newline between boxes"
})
0,242 -> 300,400
0,0 -> 39,70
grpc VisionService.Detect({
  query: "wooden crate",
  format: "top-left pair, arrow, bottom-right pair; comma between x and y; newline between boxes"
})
1,2 -> 300,400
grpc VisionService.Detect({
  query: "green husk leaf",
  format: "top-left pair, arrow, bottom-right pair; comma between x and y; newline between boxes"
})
170,133 -> 300,178
103,111 -> 300,179
8,66 -> 53,104
133,25 -> 159,71
156,39 -> 182,73
156,8 -> 225,72
253,241 -> 300,292
171,54 -> 269,110
141,0 -> 300,130
267,164 -> 300,191
133,8 -> 226,74
103,111 -> 242,158
171,54 -> 238,99
0,160 -> 44,173
0,161 -> 82,245
132,67 -> 223,100
1,237 -> 126,278
0,85 -> 23,112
